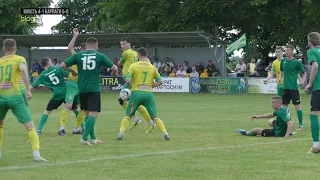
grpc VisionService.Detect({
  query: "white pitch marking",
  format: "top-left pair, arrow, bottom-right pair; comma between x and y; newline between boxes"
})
0,137 -> 309,171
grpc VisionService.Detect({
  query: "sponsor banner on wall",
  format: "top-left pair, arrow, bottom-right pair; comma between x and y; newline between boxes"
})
152,77 -> 189,93
248,78 -> 277,94
100,76 -> 124,91
190,77 -> 247,94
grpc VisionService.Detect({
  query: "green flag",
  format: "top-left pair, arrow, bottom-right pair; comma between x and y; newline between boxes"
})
226,33 -> 246,54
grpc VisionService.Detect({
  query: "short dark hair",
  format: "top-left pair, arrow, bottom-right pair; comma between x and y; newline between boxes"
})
3,39 -> 16,51
80,42 -> 86,49
138,47 -> 148,56
120,37 -> 131,43
86,37 -> 98,45
53,58 -> 57,61
286,44 -> 295,51
41,57 -> 50,67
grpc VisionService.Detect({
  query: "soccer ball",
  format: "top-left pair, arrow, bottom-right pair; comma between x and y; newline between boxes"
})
119,89 -> 131,101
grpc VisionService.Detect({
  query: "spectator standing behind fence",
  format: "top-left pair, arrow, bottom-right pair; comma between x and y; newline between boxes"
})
153,58 -> 162,72
32,60 -> 42,73
182,61 -> 188,71
247,58 -> 257,77
207,60 -> 218,77
189,66 -> 199,78
176,65 -> 187,77
195,61 -> 204,75
235,58 -> 247,77
53,59 -> 60,66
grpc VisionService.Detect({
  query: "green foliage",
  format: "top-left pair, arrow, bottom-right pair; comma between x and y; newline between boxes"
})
0,0 -> 51,34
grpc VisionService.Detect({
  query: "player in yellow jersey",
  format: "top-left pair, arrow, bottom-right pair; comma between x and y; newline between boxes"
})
118,37 -> 155,132
19,58 -> 28,105
264,46 -> 284,97
117,47 -> 170,140
59,27 -> 86,135
0,39 -> 46,161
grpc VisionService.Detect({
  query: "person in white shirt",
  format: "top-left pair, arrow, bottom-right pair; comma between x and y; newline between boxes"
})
176,65 -> 187,77
53,59 -> 60,66
189,66 -> 199,78
153,57 -> 162,72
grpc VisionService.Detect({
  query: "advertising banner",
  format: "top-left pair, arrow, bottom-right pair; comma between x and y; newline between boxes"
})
248,78 -> 277,94
100,76 -> 124,91
190,77 -> 247,94
153,77 -> 189,93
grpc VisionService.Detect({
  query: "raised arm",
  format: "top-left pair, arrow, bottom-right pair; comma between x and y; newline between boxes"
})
251,113 -> 275,120
67,28 -> 79,55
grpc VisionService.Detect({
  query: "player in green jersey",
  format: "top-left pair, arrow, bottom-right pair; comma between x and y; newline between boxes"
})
279,44 -> 306,130
237,96 -> 294,137
117,47 -> 170,140
61,37 -> 118,145
31,57 -> 79,135
118,37 -> 155,132
0,39 -> 46,161
305,32 -> 320,153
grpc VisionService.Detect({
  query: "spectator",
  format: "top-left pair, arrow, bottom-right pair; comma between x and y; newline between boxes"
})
32,60 -> 42,73
182,61 -> 188,71
195,61 -> 204,75
153,57 -> 162,72
207,60 -> 218,77
235,58 -> 246,77
176,65 -> 187,77
53,59 -> 60,66
174,61 -> 181,71
189,66 -> 199,78
162,57 -> 174,71
247,58 -> 257,77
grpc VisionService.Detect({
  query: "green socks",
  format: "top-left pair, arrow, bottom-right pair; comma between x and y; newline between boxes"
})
247,131 -> 257,136
82,116 -> 95,141
297,110 -> 303,126
37,114 -> 48,131
310,114 -> 319,142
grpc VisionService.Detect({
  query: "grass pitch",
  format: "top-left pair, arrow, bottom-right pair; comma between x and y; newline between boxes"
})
0,92 -> 317,180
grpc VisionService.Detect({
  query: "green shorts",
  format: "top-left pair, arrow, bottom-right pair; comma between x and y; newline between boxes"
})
20,88 -> 27,106
65,80 -> 79,103
0,95 -> 32,124
126,91 -> 157,118
277,84 -> 283,97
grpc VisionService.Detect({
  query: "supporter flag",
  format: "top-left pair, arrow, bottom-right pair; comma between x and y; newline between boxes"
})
226,33 -> 246,54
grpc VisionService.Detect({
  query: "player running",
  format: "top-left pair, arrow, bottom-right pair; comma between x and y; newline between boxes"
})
264,46 -> 285,97
32,57 -> 79,135
279,45 -> 306,130
59,27 -> 86,135
237,96 -> 294,138
305,32 -> 320,153
118,37 -> 155,132
61,37 -> 118,145
116,47 -> 170,140
0,39 -> 46,161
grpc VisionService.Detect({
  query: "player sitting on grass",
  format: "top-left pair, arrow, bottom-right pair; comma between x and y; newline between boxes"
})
237,96 -> 294,138
31,57 -> 79,135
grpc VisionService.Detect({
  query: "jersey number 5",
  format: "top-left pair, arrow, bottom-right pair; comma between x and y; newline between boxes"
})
48,73 -> 60,85
81,55 -> 96,70
0,65 -> 12,81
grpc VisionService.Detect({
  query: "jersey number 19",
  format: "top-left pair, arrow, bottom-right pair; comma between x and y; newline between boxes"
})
81,55 -> 96,70
0,65 -> 12,82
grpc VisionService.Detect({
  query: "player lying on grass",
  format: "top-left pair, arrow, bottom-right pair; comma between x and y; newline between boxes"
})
31,57 -> 80,136
118,37 -> 155,132
237,96 -> 294,138
0,38 -> 46,161
117,47 -> 170,140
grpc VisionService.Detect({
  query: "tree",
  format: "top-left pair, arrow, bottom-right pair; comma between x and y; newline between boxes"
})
0,0 -> 51,34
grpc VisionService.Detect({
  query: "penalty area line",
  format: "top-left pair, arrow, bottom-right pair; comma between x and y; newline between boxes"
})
0,137 -> 309,171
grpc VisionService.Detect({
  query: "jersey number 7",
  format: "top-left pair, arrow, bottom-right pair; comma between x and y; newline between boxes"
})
81,55 -> 96,70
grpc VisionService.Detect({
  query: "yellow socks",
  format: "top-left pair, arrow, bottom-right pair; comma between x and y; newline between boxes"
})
60,108 -> 70,128
75,110 -> 85,128
0,125 -> 3,150
28,128 -> 40,151
120,117 -> 130,133
138,106 -> 152,123
155,118 -> 167,133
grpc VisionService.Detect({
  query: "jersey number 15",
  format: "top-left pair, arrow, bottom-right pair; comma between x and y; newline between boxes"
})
81,56 -> 96,70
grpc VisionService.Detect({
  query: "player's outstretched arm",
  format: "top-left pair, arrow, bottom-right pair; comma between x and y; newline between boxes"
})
152,80 -> 163,88
67,28 -> 79,55
285,121 -> 293,138
111,65 -> 118,77
19,63 -> 32,99
60,62 -> 77,76
252,113 -> 274,120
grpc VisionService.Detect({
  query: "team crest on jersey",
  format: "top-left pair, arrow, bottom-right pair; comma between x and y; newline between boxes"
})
190,77 -> 201,93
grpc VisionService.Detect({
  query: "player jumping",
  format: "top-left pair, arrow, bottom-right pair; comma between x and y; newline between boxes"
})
305,32 -> 320,153
118,37 -> 155,132
61,37 -> 118,145
0,39 -> 46,161
237,96 -> 294,138
117,47 -> 170,140
279,45 -> 306,130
